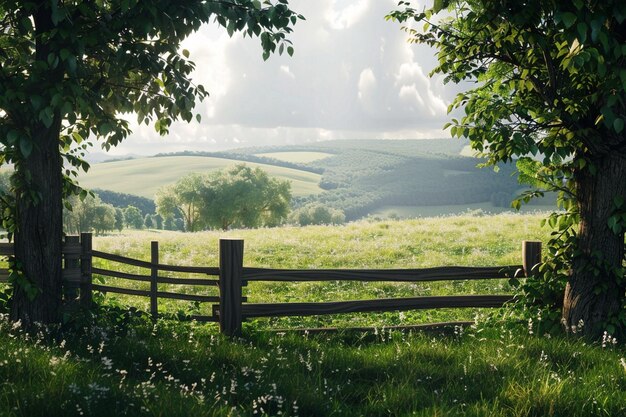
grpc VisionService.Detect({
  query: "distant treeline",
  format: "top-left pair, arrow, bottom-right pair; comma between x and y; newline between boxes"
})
93,189 -> 156,215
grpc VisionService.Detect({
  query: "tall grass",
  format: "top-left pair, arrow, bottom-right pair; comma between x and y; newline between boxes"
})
91,213 -> 548,328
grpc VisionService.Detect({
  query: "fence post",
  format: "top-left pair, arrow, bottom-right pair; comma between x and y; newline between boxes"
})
522,240 -> 542,277
63,235 -> 80,304
151,241 -> 159,320
80,233 -> 93,308
219,239 -> 244,337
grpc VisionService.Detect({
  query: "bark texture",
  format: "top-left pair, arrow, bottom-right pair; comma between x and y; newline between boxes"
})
563,151 -> 626,337
10,128 -> 64,325
9,5 -> 64,326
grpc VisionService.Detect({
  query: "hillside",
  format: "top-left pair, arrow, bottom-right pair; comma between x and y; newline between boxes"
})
78,139 -> 555,220
78,155 -> 323,199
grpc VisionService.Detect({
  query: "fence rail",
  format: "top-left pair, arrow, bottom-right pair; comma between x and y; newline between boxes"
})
0,235 -> 543,336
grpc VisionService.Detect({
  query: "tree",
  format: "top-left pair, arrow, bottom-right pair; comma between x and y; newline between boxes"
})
153,214 -> 163,230
92,203 -> 116,236
114,208 -> 125,232
144,214 -> 153,229
198,164 -> 292,230
155,165 -> 292,231
289,203 -> 346,226
163,215 -> 176,231
0,0 -> 302,324
123,206 -> 144,230
155,173 -> 204,232
389,1 -> 626,337
63,193 -> 115,235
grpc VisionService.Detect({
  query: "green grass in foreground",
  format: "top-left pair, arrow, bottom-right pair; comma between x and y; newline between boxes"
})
0,315 -> 624,417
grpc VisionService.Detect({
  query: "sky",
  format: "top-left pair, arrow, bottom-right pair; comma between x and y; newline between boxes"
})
105,0 -> 463,156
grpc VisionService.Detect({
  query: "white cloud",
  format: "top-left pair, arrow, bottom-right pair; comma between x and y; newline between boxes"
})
326,0 -> 370,30
357,68 -> 377,112
280,65 -> 296,79
105,0 -> 464,156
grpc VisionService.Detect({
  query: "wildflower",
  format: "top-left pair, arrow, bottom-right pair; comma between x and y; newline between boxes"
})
601,331 -> 618,348
101,356 -> 113,370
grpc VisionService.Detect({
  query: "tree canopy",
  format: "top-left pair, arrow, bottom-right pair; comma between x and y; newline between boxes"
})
389,0 -> 626,337
0,0 -> 302,324
156,165 -> 292,231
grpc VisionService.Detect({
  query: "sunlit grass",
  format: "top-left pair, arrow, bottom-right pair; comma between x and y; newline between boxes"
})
91,213 -> 548,327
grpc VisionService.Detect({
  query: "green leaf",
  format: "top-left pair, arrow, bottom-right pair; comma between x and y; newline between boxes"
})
561,12 -> 577,28
71,131 -> 84,143
182,49 -> 190,58
6,130 -> 19,145
614,118 -> 624,134
576,22 -> 587,43
20,139 -> 33,158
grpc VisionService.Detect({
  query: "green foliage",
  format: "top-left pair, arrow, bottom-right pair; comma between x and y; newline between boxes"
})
198,164 -> 292,230
289,203 -> 345,226
0,0 -> 303,197
0,0 -> 303,323
123,206 -> 144,230
114,208 -> 125,232
155,173 -> 203,232
156,165 -> 292,231
93,189 -> 156,215
79,155 -> 322,199
389,0 -> 626,336
64,193 -> 117,235
143,214 -> 154,229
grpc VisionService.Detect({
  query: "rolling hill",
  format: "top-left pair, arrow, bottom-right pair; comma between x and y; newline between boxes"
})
75,138 -> 556,220
78,155 -> 323,199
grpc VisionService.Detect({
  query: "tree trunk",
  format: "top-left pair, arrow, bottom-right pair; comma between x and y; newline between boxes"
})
563,151 -> 626,337
10,127 -> 64,326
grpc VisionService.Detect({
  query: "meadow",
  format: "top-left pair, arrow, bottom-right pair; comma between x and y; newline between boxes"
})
90,212 -> 547,328
1,213 -> 624,417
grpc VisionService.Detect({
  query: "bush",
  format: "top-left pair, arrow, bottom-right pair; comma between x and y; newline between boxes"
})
289,203 -> 346,226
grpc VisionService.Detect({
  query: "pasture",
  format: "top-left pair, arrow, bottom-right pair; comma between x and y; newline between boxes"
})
78,156 -> 323,199
1,214 -> 624,417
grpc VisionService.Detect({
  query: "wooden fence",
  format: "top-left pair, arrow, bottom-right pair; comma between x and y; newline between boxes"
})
0,234 -> 542,336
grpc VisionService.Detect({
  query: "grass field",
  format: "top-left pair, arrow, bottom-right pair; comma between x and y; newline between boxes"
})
255,151 -> 332,163
1,214 -> 625,417
88,213 -> 548,327
78,156 -> 323,199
